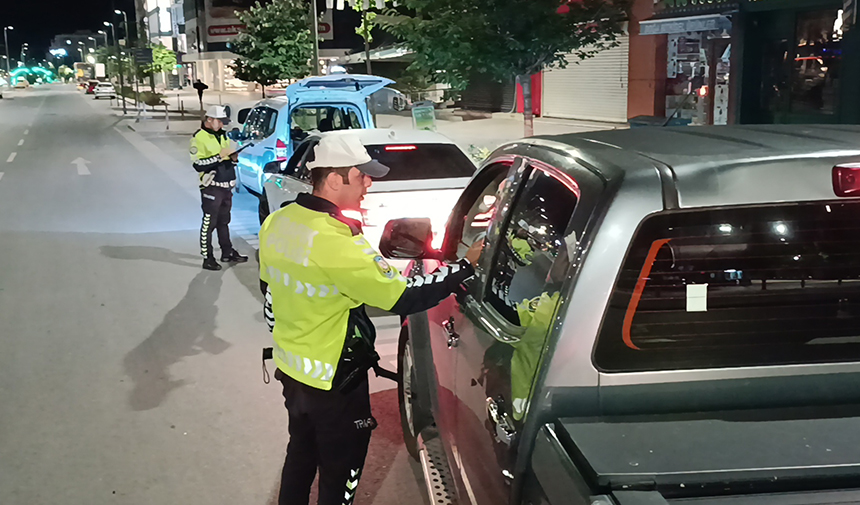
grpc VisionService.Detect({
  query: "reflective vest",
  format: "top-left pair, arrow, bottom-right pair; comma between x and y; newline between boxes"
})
259,194 -> 408,390
190,128 -> 234,188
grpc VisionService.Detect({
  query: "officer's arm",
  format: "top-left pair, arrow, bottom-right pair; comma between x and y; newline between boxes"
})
388,260 -> 474,315
190,135 -> 221,172
326,235 -> 474,315
263,286 -> 274,333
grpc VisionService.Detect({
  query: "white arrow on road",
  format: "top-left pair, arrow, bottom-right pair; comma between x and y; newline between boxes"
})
71,158 -> 91,176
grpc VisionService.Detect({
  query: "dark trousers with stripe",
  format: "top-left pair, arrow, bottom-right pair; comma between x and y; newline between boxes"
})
275,369 -> 375,505
200,186 -> 233,259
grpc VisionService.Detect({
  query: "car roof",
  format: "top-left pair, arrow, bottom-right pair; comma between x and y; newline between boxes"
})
537,125 -> 860,176
519,125 -> 860,207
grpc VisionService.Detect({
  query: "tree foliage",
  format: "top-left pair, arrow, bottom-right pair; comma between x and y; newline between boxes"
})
378,0 -> 630,91
230,0 -> 313,88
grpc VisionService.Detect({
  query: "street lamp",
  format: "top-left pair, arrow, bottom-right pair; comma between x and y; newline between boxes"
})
97,30 -> 109,46
4,26 -> 14,87
106,19 -> 126,114
115,10 -> 131,45
88,36 -> 98,49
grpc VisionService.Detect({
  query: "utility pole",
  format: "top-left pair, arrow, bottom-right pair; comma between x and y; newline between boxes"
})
106,20 -> 126,115
3,27 -> 11,89
311,0 -> 321,75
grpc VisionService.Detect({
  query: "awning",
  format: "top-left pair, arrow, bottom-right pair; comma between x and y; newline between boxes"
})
639,14 -> 732,35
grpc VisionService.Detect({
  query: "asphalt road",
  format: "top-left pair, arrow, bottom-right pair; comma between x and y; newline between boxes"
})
0,85 -> 426,505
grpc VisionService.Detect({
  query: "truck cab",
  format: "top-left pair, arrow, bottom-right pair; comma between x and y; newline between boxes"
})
380,125 -> 860,505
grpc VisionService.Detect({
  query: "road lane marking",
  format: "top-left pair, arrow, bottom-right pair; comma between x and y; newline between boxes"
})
71,158 -> 91,176
0,172 -> 4,181
23,130 -> 29,135
6,153 -> 16,163
17,139 -> 24,146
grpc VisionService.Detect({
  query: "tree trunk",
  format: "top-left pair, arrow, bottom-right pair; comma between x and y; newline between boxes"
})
363,10 -> 372,75
520,74 -> 534,137
261,84 -> 266,99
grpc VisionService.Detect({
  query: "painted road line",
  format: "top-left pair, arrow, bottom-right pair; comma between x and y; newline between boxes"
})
0,172 -> 4,182
7,153 -> 16,163
18,139 -> 24,146
24,130 -> 29,135
71,158 -> 92,176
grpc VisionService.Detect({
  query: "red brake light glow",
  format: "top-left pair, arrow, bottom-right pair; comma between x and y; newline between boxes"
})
275,139 -> 288,161
833,164 -> 860,197
385,145 -> 417,151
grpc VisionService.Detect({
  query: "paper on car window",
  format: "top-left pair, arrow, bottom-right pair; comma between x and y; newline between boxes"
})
686,284 -> 708,312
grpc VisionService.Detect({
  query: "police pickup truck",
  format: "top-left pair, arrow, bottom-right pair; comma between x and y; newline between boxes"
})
378,125 -> 860,505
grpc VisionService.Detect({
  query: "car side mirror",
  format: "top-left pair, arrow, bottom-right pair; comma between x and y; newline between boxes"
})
380,218 -> 435,259
237,108 -> 251,124
227,128 -> 243,141
263,160 -> 285,174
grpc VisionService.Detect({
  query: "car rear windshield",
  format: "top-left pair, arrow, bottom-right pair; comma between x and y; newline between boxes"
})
365,144 -> 475,181
595,201 -> 860,372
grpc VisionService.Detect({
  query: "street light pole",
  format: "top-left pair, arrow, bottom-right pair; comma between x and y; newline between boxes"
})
106,20 -> 126,115
4,26 -> 13,88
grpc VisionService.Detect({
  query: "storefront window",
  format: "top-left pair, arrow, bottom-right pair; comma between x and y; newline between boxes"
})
665,33 -> 731,125
791,9 -> 842,115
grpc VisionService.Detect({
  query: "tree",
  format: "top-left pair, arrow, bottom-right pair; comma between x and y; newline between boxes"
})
379,0 -> 630,136
231,0 -> 314,97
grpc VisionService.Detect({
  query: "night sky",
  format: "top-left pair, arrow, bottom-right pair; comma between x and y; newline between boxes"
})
3,0 -> 137,60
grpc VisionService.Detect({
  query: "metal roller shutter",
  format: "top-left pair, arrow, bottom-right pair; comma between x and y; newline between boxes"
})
542,35 -> 630,122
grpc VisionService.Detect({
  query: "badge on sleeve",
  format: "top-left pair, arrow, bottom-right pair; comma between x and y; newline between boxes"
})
373,255 -> 396,279
190,146 -> 198,155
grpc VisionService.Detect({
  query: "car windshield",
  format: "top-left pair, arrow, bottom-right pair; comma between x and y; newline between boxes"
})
364,144 -> 475,181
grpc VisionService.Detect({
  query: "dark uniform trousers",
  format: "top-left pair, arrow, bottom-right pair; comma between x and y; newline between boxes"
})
200,186 -> 234,259
275,368 -> 376,505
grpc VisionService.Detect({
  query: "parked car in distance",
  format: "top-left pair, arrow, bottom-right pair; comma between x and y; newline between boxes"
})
229,74 -> 397,196
15,78 -> 30,89
93,82 -> 116,99
258,129 -> 477,253
379,125 -> 860,505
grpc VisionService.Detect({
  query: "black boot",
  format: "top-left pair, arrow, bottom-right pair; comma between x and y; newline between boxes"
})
203,257 -> 222,271
221,250 -> 249,263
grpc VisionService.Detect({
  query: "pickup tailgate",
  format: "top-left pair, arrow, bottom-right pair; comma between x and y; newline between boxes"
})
535,410 -> 860,504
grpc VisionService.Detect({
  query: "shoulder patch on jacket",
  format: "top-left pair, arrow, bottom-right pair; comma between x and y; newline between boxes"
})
373,255 -> 396,279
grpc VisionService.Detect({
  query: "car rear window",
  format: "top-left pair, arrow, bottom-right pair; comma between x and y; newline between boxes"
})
365,144 -> 475,181
594,201 -> 860,372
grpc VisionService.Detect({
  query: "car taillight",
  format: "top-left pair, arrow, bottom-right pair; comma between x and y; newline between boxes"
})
275,139 -> 288,161
385,145 -> 417,151
833,164 -> 860,197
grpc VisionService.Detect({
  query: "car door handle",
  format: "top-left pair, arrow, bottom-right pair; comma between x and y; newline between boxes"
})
486,397 -> 516,446
442,317 -> 459,348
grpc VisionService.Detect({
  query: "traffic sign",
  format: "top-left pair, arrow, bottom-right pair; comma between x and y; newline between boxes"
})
132,48 -> 153,64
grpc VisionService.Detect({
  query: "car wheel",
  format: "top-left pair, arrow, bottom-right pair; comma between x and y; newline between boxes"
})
399,324 -> 432,460
258,192 -> 270,225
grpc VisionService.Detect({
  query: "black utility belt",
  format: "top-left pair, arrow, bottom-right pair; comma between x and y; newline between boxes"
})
261,347 -> 397,393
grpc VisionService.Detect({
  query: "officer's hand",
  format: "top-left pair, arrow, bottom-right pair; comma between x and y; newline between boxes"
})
220,147 -> 232,159
465,239 -> 484,266
229,153 -> 238,162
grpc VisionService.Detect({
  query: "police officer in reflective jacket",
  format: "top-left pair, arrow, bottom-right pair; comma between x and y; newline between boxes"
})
259,132 -> 482,505
190,105 -> 248,271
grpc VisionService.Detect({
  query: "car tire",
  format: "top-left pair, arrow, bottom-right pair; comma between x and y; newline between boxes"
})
258,192 -> 270,225
398,324 -> 432,461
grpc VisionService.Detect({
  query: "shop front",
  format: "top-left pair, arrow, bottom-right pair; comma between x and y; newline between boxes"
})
640,5 -> 735,125
739,0 -> 848,123
638,0 -> 859,125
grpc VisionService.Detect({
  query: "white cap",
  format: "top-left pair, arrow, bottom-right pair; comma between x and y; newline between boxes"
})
205,105 -> 230,124
306,131 -> 390,177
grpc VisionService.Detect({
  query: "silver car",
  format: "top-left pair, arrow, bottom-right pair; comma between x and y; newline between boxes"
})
379,125 -> 860,505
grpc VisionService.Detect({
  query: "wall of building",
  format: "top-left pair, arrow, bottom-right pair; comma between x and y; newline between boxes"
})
627,0 -> 668,119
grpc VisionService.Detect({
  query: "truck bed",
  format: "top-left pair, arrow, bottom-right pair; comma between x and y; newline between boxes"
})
555,406 -> 860,499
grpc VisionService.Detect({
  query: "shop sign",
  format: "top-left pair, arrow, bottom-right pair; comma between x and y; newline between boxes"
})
641,14 -> 732,35
661,0 -> 733,9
